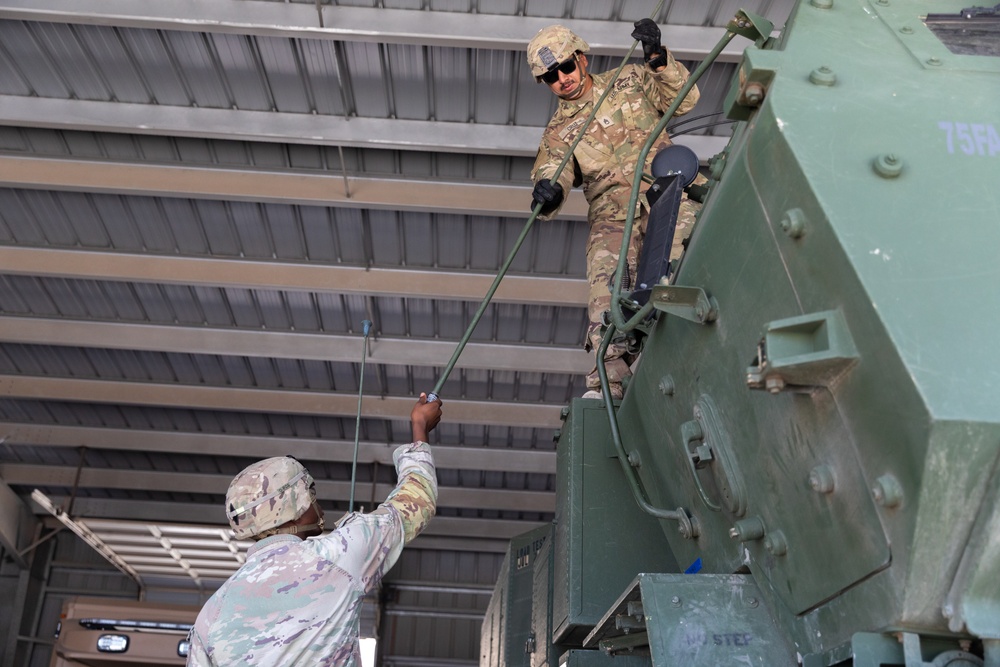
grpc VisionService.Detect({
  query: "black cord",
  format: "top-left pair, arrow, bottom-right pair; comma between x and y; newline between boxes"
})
665,111 -> 724,133
668,119 -> 738,138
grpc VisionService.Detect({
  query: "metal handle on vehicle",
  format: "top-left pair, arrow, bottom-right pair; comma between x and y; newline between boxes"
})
682,418 -> 723,512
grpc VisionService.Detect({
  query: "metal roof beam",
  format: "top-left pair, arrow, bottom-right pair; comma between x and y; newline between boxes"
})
0,423 -> 557,475
0,317 -> 592,375
0,155 -> 589,219
0,95 -> 728,162
36,502 -> 526,553
0,375 -> 565,429
0,94 -> 540,157
0,246 -> 587,306
37,507 -> 516,554
0,0 -> 748,62
7,463 -> 555,513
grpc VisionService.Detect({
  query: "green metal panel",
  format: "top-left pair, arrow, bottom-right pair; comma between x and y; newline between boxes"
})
552,399 -> 679,646
802,632 -> 984,667
530,533 -> 555,667
585,574 -> 797,665
609,0 -> 1000,658
482,524 -> 552,667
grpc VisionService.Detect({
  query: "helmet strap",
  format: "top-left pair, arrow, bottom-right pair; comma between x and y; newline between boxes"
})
252,501 -> 325,540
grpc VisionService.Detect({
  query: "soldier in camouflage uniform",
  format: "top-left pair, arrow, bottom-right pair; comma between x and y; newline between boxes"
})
527,21 -> 702,399
187,394 -> 442,666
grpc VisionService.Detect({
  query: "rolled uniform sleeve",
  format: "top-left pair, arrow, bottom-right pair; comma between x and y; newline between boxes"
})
530,137 -> 577,221
643,50 -> 700,116
375,441 -> 438,544
327,441 -> 437,595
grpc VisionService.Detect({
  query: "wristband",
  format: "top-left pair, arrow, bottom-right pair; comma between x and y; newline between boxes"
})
646,49 -> 668,71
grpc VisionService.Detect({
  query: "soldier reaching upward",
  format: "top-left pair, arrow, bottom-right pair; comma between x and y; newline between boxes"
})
527,20 -> 702,400
187,394 -> 442,666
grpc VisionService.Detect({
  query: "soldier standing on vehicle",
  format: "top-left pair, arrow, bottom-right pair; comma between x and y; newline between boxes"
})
527,20 -> 702,400
187,394 -> 442,666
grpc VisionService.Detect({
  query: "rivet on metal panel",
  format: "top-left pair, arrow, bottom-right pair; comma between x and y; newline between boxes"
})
764,530 -> 788,556
659,375 -> 676,396
926,57 -> 943,66
747,597 -> 760,608
671,596 -> 682,607
809,66 -> 837,86
730,516 -> 766,541
560,406 -> 570,421
872,474 -> 903,508
900,26 -> 914,34
766,375 -> 786,394
780,208 -> 807,239
876,0 -> 889,5
628,450 -> 642,468
810,0 -> 833,8
873,153 -> 903,178
741,82 -> 766,107
553,429 -> 561,442
677,509 -> 701,540
709,152 -> 728,180
809,465 -> 836,493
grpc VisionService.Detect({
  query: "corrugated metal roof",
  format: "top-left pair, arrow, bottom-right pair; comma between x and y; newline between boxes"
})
0,0 -> 797,663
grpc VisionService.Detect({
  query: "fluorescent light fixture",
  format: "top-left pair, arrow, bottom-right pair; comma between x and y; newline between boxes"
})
360,637 -> 377,667
96,634 -> 129,653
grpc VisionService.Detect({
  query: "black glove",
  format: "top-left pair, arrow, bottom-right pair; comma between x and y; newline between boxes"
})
631,18 -> 663,62
530,179 -> 564,215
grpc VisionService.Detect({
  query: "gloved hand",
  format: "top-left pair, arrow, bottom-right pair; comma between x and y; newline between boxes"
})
631,18 -> 662,62
530,179 -> 564,215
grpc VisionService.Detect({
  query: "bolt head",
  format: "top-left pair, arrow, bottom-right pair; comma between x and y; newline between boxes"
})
808,465 -> 835,493
873,474 -> 903,507
873,153 -> 903,178
809,66 -> 837,86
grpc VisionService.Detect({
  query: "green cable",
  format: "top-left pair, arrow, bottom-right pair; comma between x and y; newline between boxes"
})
348,320 -> 372,513
429,1 -> 666,401
595,321 -> 684,521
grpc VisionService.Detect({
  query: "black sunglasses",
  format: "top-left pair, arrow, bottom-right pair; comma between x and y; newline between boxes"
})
541,56 -> 578,84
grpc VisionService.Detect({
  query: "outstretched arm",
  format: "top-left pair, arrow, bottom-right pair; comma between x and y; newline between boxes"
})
367,394 -> 441,544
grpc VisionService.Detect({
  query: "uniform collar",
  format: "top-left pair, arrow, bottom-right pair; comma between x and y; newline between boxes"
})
556,77 -> 596,118
247,533 -> 300,557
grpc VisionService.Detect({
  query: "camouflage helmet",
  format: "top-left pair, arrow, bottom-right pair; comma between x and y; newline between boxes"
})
225,456 -> 316,540
527,25 -> 589,79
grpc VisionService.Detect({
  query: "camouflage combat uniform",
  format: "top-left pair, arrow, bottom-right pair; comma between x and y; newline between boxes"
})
187,442 -> 437,666
531,56 -> 700,393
